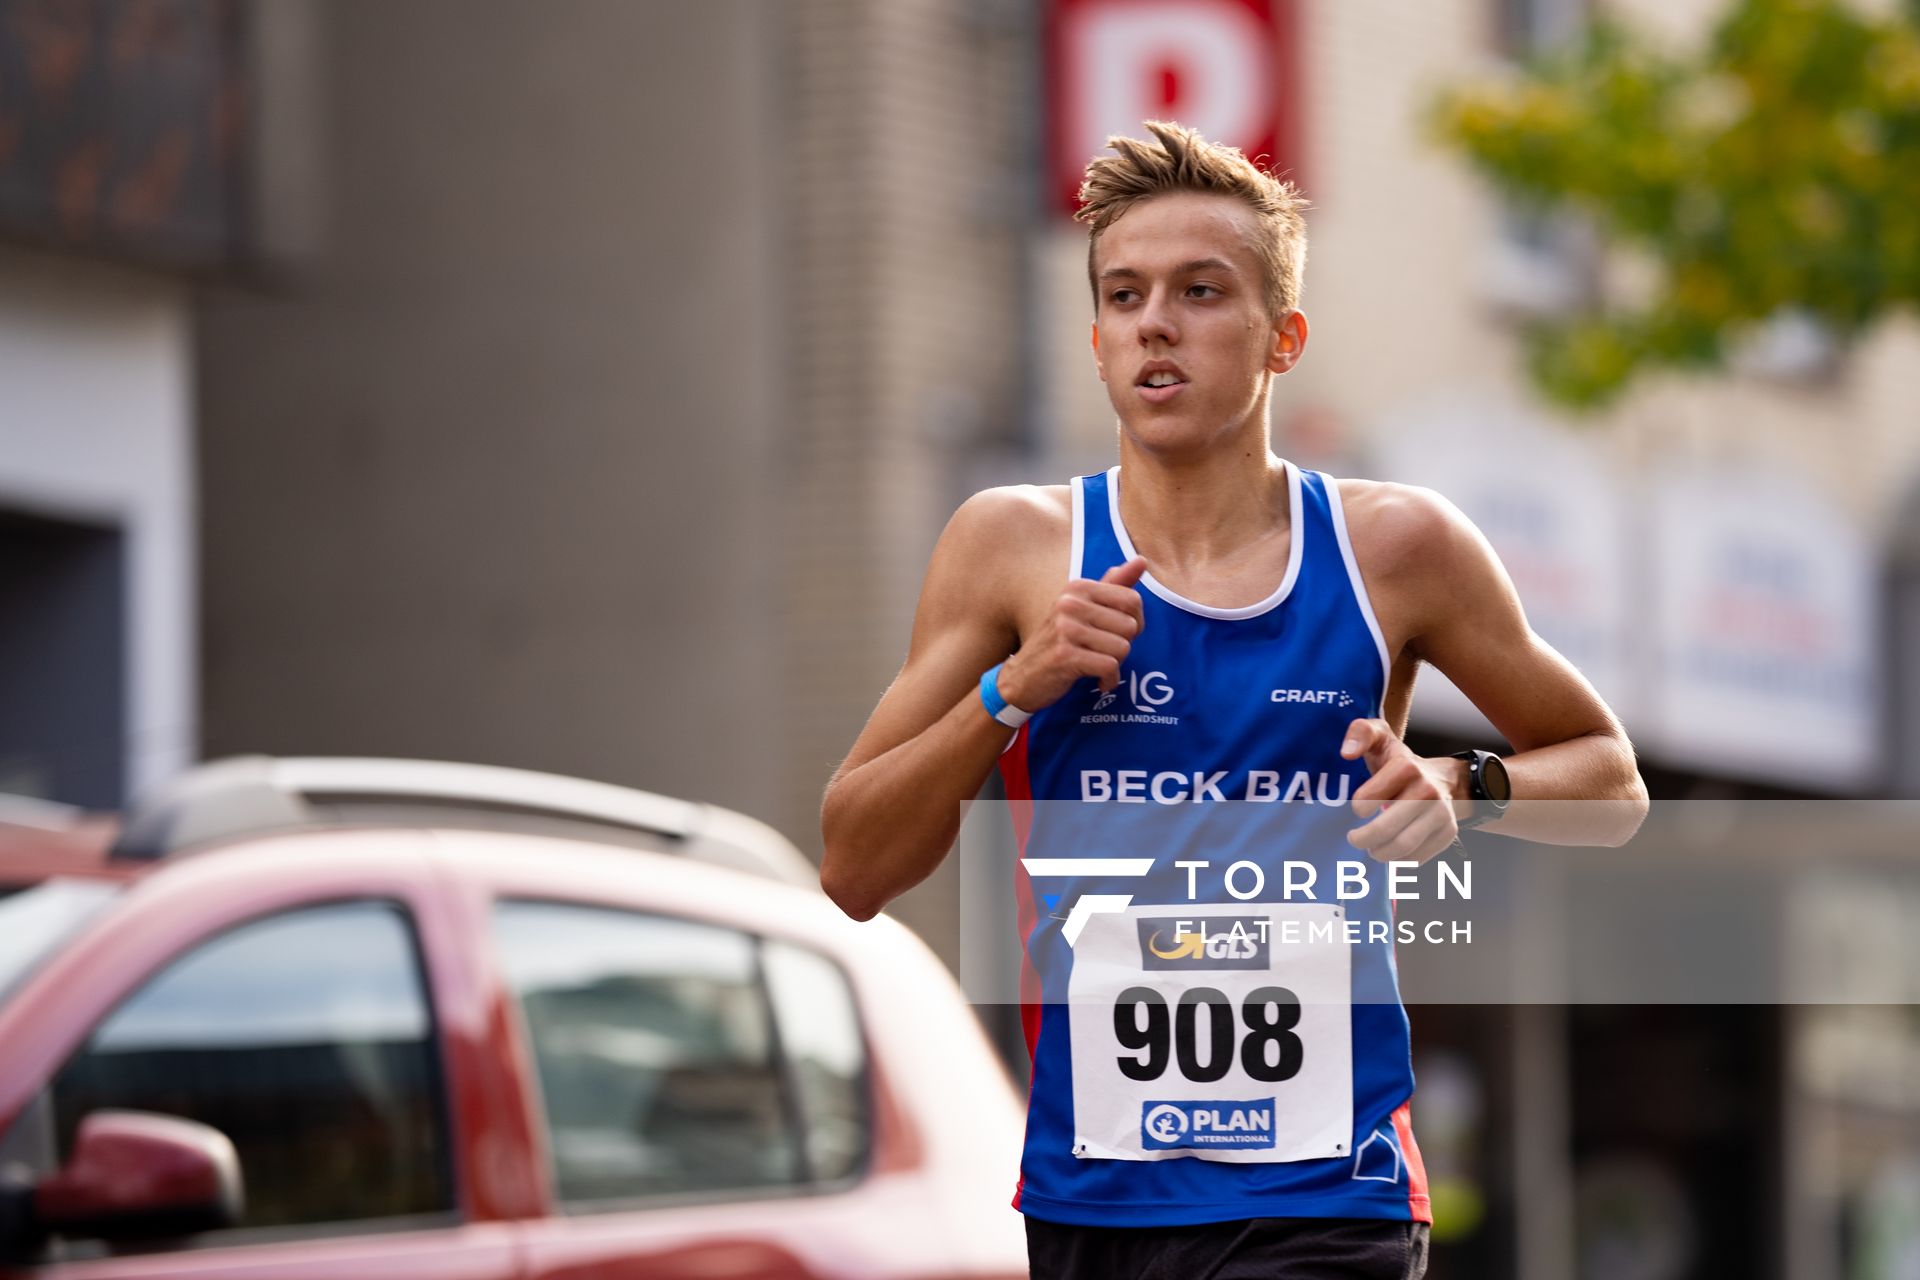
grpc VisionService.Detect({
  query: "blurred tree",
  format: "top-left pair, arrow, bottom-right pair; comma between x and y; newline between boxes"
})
1430,0 -> 1920,410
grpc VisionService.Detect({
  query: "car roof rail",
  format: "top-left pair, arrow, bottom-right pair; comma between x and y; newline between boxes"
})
109,755 -> 818,888
0,792 -> 88,832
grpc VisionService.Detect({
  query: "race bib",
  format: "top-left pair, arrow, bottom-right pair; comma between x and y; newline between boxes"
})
1066,902 -> 1352,1163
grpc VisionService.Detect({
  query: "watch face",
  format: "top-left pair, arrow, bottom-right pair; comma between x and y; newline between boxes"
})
1481,753 -> 1512,804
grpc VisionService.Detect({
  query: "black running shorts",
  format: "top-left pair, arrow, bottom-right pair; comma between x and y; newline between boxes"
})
1024,1214 -> 1431,1280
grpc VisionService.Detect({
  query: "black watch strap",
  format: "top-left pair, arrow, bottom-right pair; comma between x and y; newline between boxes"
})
1449,749 -> 1510,830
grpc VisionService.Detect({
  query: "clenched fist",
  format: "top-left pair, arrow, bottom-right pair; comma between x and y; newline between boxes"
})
996,557 -> 1148,713
1340,717 -> 1465,863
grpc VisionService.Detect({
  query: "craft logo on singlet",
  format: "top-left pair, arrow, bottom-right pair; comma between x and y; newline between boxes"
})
1083,668 -> 1180,726
1269,688 -> 1356,708
1136,917 -> 1271,970
1141,1100 -> 1277,1150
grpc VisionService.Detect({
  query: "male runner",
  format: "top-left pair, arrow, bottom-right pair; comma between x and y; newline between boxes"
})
820,121 -> 1647,1279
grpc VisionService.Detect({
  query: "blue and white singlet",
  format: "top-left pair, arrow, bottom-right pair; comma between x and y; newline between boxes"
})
996,461 -> 1431,1228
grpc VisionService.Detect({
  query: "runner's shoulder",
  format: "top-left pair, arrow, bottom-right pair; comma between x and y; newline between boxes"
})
1334,476 -> 1476,582
941,483 -> 1072,567
918,484 -> 1072,627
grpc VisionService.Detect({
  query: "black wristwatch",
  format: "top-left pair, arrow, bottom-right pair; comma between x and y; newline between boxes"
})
1449,749 -> 1511,830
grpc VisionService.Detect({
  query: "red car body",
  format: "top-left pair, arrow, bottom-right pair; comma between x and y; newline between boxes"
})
0,776 -> 1028,1280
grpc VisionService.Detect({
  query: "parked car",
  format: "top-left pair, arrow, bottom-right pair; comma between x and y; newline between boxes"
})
0,757 -> 1027,1279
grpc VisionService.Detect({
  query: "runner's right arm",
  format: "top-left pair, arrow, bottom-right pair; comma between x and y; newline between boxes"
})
820,488 -> 1145,921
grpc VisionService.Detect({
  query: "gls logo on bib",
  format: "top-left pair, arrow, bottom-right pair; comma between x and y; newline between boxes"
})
1137,917 -> 1271,970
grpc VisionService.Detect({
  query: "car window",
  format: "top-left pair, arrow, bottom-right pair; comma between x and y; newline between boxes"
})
0,878 -> 122,1002
46,900 -> 452,1246
495,900 -> 841,1207
761,938 -> 870,1183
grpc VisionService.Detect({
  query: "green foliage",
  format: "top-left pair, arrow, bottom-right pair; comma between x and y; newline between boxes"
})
1430,0 -> 1920,410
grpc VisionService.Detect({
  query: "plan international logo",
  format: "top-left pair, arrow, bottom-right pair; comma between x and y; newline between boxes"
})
1082,669 -> 1180,726
1142,1099 -> 1277,1150
1136,917 -> 1271,970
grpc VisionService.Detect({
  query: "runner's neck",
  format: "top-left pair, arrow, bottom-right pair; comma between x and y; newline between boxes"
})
1113,447 -> 1295,572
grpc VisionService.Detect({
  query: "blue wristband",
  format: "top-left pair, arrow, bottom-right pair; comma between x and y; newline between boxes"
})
979,663 -> 1032,728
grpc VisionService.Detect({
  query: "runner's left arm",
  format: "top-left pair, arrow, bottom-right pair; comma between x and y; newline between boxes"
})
1342,484 -> 1649,858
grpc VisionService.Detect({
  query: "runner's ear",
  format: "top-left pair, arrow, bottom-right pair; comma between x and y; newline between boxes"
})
1267,308 -> 1308,375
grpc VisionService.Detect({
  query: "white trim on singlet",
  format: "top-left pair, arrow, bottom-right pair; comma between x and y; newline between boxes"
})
1069,474 -> 1087,580
1105,460 -> 1304,620
1322,471 -> 1392,709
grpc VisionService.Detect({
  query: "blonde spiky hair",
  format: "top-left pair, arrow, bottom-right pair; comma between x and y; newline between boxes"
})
1076,120 -> 1308,318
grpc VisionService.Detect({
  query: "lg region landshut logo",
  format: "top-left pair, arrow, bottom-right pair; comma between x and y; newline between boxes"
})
1084,669 -> 1179,726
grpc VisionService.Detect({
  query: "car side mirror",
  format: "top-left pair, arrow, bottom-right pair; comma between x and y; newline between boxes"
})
29,1111 -> 242,1244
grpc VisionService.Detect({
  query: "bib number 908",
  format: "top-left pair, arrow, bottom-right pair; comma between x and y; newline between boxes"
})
1113,986 -> 1303,1084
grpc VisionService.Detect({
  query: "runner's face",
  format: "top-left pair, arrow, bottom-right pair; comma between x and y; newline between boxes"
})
1090,192 -> 1304,453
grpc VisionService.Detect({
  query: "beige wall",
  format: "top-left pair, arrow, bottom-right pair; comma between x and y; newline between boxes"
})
199,0 -> 788,819
196,0 -> 1028,954
775,0 -> 1029,952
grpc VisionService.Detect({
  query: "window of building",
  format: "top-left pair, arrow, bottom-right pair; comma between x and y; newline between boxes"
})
1485,0 -> 1598,317
1495,0 -> 1586,59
